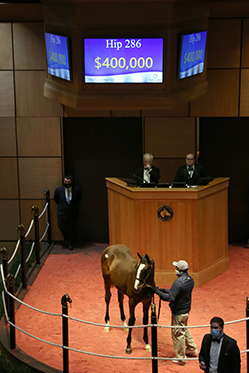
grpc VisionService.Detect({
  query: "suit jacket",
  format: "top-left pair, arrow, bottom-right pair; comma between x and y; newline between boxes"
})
199,333 -> 241,373
133,165 -> 160,186
54,185 -> 82,221
173,164 -> 213,185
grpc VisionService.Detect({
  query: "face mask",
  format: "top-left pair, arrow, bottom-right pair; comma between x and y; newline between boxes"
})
64,183 -> 71,189
211,328 -> 220,338
175,269 -> 180,276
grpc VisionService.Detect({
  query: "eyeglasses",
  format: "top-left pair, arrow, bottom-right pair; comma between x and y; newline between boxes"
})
186,158 -> 194,161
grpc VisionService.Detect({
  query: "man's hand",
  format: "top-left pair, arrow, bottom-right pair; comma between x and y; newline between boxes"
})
145,284 -> 158,292
199,361 -> 206,370
157,287 -> 169,293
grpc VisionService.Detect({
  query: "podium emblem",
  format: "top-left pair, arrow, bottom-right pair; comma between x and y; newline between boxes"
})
157,205 -> 174,222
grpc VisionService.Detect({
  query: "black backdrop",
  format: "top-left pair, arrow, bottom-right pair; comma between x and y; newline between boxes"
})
63,117 -> 142,243
200,118 -> 249,243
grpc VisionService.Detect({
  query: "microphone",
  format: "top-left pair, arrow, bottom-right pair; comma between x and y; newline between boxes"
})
133,174 -> 147,183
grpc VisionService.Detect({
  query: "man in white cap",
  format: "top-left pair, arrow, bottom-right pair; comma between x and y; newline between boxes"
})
153,259 -> 197,366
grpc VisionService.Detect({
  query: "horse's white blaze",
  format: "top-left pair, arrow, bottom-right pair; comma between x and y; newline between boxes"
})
105,253 -> 108,258
145,343 -> 151,352
134,263 -> 146,290
104,320 -> 110,332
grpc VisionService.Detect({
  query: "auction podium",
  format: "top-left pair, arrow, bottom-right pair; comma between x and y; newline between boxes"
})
105,177 -> 230,287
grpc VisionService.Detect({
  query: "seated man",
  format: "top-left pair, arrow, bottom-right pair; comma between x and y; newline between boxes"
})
133,153 -> 160,186
173,152 -> 213,186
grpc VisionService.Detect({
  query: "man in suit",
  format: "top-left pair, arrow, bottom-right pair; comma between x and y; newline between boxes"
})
133,153 -> 160,186
199,316 -> 241,373
173,152 -> 213,186
54,175 -> 82,250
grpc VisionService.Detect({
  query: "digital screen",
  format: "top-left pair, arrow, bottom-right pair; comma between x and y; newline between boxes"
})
179,31 -> 207,79
84,38 -> 163,83
45,33 -> 71,81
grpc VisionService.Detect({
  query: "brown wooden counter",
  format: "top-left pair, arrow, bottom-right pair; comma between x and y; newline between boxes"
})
105,177 -> 230,286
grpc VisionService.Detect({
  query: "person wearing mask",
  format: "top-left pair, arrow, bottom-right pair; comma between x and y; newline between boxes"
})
199,316 -> 241,373
173,152 -> 213,186
54,175 -> 82,250
133,153 -> 160,186
150,260 -> 197,365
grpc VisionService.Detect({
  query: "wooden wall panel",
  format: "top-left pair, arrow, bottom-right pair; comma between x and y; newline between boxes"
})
112,110 -> 141,117
145,117 -> 195,158
0,118 -> 16,156
0,71 -> 15,117
64,107 -> 111,117
142,103 -> 189,117
20,199 -> 63,241
0,23 -> 13,69
15,71 -> 63,117
207,19 -> 241,68
190,70 -> 239,117
241,19 -> 249,68
240,69 -> 249,116
50,200 -> 63,241
18,158 -> 62,199
152,158 -> 188,184
17,117 -> 61,156
13,22 -> 45,70
0,200 -> 19,240
0,158 -> 18,198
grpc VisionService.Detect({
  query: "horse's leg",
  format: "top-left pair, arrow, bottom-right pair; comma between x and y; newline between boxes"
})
126,298 -> 136,354
143,300 -> 151,352
117,290 -> 128,331
104,280 -> 112,332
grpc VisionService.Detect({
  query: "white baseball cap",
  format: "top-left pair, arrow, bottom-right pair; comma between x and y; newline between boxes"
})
172,260 -> 189,271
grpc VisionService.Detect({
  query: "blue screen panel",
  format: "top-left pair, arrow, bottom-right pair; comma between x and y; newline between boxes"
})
84,38 -> 163,83
179,31 -> 207,79
45,33 -> 71,81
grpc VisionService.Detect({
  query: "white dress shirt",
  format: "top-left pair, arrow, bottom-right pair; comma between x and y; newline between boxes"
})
65,187 -> 72,203
143,168 -> 151,183
209,335 -> 224,372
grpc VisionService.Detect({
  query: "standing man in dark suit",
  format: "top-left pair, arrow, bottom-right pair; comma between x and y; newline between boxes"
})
199,316 -> 241,373
54,175 -> 82,250
133,153 -> 160,186
173,152 -> 213,186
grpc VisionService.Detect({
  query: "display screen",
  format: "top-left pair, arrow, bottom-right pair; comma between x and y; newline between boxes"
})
84,38 -> 163,83
45,33 -> 71,81
179,31 -> 207,79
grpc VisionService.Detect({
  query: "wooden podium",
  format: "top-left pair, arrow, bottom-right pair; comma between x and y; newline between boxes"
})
105,177 -> 230,287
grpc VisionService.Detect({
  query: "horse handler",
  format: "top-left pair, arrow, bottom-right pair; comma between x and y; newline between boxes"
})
150,260 -> 197,366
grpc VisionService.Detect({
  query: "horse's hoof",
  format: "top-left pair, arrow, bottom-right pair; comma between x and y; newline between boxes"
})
126,347 -> 132,354
104,326 -> 110,332
145,344 -> 151,352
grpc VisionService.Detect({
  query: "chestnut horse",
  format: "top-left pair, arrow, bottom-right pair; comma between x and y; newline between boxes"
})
101,244 -> 155,354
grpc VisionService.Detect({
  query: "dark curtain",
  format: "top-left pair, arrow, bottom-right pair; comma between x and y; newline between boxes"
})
63,117 -> 142,243
200,118 -> 249,243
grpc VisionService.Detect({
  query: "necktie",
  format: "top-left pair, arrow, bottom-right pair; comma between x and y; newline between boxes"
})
212,338 -> 220,343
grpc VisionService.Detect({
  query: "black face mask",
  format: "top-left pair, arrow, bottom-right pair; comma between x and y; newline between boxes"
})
64,183 -> 72,189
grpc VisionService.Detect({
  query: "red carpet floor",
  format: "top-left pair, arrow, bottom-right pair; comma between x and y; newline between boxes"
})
15,243 -> 249,373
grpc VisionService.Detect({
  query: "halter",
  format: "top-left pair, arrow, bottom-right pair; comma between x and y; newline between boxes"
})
135,262 -> 153,288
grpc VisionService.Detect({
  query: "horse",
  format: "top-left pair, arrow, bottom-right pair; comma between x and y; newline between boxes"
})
101,244 -> 155,354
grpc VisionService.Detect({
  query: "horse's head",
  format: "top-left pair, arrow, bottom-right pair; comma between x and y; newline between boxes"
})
134,253 -> 155,292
